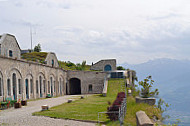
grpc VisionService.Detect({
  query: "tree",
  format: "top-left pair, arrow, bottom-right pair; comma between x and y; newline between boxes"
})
75,61 -> 86,71
81,60 -> 86,70
34,44 -> 41,52
138,76 -> 159,98
117,66 -> 125,70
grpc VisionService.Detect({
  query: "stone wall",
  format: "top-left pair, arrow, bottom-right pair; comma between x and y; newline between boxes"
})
0,56 -> 66,101
67,70 -> 107,94
45,52 -> 59,67
0,56 -> 107,101
0,34 -> 21,59
90,59 -> 117,71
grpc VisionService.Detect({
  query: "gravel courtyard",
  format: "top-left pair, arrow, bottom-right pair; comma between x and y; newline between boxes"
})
0,95 -> 96,126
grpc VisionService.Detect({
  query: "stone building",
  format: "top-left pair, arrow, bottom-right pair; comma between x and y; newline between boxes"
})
0,33 -> 108,101
0,33 -> 21,59
90,59 -> 117,72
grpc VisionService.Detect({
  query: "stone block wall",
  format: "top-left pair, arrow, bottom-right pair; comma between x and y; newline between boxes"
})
67,70 -> 107,94
0,34 -> 21,59
0,56 -> 66,101
90,59 -> 117,71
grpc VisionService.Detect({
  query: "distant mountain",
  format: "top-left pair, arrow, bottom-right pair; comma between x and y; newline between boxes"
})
121,58 -> 190,90
120,58 -> 190,125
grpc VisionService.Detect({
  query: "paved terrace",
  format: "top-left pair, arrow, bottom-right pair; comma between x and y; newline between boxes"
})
0,95 -> 95,126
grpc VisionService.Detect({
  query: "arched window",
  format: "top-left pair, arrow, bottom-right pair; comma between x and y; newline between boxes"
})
52,60 -> 54,67
89,85 -> 92,92
104,65 -> 112,71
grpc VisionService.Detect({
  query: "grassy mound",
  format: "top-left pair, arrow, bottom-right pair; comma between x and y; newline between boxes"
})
21,52 -> 48,63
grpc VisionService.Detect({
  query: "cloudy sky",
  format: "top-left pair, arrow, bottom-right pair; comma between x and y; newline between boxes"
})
1,0 -> 190,64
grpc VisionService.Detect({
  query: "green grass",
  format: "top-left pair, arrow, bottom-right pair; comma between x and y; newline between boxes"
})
33,79 -> 161,125
21,52 -> 48,63
58,61 -> 93,71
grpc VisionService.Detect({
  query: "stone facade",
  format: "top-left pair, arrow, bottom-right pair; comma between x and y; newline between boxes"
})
67,71 -> 107,94
45,52 -> 59,67
0,33 -> 108,101
0,34 -> 21,59
90,59 -> 117,72
0,56 -> 66,101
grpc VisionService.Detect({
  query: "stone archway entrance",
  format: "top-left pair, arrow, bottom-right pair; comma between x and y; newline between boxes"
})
69,78 -> 81,95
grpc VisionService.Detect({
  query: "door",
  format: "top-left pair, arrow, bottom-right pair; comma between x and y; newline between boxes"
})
25,79 -> 29,99
12,73 -> 17,100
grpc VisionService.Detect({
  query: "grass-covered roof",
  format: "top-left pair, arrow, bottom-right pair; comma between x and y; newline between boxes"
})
21,52 -> 48,63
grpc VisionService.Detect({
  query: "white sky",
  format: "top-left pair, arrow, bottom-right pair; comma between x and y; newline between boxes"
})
1,0 -> 190,64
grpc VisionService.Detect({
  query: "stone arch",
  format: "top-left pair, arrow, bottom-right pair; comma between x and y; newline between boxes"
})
37,72 -> 46,98
58,74 -> 64,95
104,64 -> 112,71
69,78 -> 81,95
49,73 -> 55,96
8,68 -> 22,100
25,74 -> 33,99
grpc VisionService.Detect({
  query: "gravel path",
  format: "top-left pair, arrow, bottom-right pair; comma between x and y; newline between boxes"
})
0,95 -> 96,126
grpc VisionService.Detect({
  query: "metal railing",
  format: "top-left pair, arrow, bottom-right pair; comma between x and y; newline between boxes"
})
118,97 -> 127,125
98,77 -> 127,126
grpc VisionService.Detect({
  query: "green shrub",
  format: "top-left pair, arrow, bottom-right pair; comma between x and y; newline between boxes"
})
138,76 -> 159,98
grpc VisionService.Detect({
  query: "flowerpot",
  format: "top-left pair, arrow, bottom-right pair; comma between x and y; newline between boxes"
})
21,100 -> 27,106
14,102 -> 21,108
135,96 -> 156,106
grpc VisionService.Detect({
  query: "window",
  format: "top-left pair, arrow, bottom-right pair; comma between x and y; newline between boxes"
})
48,81 -> 50,93
39,76 -> 42,94
43,80 -> 46,93
18,79 -> 21,94
54,81 -> 55,92
89,85 -> 92,92
50,77 -> 53,94
9,50 -> 13,57
7,79 -> 11,96
0,77 -> 2,96
36,80 -> 38,94
52,60 -> 54,67
30,79 -> 33,93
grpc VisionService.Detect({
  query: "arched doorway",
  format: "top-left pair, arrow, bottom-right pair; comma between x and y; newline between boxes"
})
10,68 -> 22,100
69,78 -> 81,95
25,79 -> 29,99
104,64 -> 112,71
12,73 -> 17,100
38,73 -> 45,98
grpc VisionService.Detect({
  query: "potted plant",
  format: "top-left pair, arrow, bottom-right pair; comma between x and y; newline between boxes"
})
14,99 -> 21,108
21,100 -> 27,106
21,95 -> 27,106
136,76 -> 159,105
